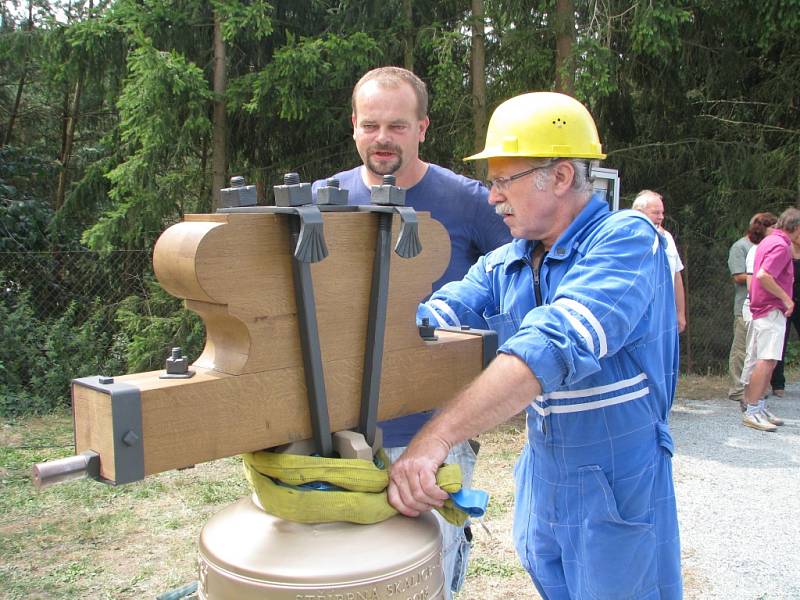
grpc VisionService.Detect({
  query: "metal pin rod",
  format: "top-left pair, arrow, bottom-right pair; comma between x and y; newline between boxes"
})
359,212 -> 393,447
33,451 -> 100,489
289,216 -> 334,458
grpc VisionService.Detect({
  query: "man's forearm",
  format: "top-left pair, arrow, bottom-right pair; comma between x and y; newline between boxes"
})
418,352 -> 540,452
756,268 -> 790,304
674,272 -> 686,332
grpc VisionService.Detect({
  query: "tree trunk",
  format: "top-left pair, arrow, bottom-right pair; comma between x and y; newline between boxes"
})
554,0 -> 575,95
403,0 -> 413,71
470,0 -> 487,182
211,10 -> 228,210
2,0 -> 34,147
55,69 -> 84,209
54,0 -> 91,209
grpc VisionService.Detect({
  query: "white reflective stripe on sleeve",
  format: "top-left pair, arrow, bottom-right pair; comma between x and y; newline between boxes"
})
552,303 -> 595,355
428,299 -> 460,327
424,302 -> 450,328
548,372 -> 647,400
530,386 -> 649,416
554,297 -> 607,358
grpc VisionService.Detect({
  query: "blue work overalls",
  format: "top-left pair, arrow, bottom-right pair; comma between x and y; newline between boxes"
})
419,197 -> 682,599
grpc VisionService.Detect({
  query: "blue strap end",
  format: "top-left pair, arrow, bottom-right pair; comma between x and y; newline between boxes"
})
449,488 -> 489,518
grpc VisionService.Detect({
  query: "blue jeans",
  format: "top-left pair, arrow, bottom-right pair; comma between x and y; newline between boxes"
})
385,441 -> 477,599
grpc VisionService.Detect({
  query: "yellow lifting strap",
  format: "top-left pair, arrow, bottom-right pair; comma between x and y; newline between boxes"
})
242,449 -> 469,526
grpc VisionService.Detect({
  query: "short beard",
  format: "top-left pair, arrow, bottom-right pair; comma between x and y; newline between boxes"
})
365,143 -> 403,176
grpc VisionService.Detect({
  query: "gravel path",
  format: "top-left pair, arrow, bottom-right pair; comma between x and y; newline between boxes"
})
671,385 -> 800,599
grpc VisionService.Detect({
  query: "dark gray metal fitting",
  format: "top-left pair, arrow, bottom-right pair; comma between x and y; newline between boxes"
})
419,317 -> 438,341
317,177 -> 349,206
71,377 -> 144,484
274,172 -> 313,207
219,175 -> 258,208
161,347 -> 195,379
370,174 -> 406,206
122,430 -> 140,447
98,376 -> 114,384
166,347 -> 188,374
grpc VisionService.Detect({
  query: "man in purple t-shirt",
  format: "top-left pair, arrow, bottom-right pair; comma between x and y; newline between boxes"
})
740,207 -> 800,431
311,66 -> 510,598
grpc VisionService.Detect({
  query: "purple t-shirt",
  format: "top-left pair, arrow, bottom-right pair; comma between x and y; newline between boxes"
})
750,229 -> 794,320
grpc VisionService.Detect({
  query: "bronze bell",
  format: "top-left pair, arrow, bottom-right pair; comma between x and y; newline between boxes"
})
198,494 -> 445,599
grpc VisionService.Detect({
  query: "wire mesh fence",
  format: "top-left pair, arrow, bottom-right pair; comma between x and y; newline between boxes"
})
1,250 -> 156,415
1,249 -> 152,322
680,239 -> 734,375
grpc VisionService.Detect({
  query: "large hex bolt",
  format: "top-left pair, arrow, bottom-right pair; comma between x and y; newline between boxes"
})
370,174 -> 406,206
219,175 -> 258,208
274,172 -> 313,207
317,177 -> 349,206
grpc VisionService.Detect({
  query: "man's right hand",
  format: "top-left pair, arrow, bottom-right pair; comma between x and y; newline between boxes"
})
387,435 -> 451,517
783,298 -> 795,317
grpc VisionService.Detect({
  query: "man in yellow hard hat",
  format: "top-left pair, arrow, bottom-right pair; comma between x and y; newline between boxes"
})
388,92 -> 682,599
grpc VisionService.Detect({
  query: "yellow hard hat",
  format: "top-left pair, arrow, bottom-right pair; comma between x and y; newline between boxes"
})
465,92 -> 606,161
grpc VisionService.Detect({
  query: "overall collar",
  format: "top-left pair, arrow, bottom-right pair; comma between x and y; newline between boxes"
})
501,194 -> 610,273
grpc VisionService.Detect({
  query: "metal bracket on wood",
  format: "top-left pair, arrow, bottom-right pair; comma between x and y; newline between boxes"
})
436,326 -> 499,369
355,175 -> 422,446
72,376 -> 144,484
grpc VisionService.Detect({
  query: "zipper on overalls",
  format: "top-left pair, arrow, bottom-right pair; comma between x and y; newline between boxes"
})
529,244 -> 545,308
528,244 -> 547,435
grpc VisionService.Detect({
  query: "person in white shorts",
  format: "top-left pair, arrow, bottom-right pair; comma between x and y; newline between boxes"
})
740,213 -> 778,412
740,208 -> 800,431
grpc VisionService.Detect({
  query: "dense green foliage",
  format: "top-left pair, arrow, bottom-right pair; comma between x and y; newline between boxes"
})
1,0 -> 798,414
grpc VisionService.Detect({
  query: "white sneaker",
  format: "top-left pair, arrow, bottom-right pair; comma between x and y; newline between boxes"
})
742,412 -> 777,432
761,409 -> 784,426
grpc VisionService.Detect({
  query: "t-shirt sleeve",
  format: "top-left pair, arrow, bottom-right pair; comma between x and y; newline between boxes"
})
759,243 -> 791,279
745,246 -> 756,274
729,240 -> 747,275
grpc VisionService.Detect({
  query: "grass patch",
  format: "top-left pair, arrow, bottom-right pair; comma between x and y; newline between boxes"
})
466,556 -> 524,578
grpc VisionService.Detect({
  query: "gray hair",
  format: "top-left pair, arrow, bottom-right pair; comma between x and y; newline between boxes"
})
530,158 -> 592,195
776,207 -> 800,233
632,189 -> 663,211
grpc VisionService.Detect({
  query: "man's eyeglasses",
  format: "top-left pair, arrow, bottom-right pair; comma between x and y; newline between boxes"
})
486,162 -> 553,192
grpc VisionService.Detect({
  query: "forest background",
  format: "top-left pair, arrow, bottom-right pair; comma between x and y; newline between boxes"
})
1,0 -> 799,416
